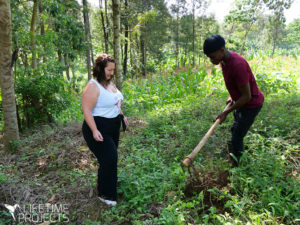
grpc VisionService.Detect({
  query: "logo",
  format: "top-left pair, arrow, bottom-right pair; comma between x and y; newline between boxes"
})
3,204 -> 20,221
2,203 -> 70,223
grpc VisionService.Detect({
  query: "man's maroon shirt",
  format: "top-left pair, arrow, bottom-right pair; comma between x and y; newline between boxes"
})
221,51 -> 264,108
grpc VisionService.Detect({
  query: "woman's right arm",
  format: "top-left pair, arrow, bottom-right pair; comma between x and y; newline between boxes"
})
82,82 -> 104,142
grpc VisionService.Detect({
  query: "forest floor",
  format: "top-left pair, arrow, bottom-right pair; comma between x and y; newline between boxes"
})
0,118 -> 156,224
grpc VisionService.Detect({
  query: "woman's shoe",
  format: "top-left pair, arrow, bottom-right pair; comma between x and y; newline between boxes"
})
98,197 -> 117,206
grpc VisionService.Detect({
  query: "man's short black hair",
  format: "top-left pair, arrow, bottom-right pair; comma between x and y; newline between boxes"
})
203,34 -> 225,55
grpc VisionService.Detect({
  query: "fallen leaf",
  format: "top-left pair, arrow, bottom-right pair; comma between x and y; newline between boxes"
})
47,195 -> 56,203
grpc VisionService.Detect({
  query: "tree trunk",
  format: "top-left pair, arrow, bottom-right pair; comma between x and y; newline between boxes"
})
57,50 -> 63,76
83,0 -> 92,79
21,52 -> 29,70
105,0 -> 112,48
140,31 -> 147,77
129,32 -> 135,78
123,24 -> 128,76
104,0 -> 114,49
240,23 -> 253,56
184,43 -> 187,67
112,0 -> 122,90
271,18 -> 279,58
0,0 -> 20,150
58,51 -> 63,64
192,0 -> 195,66
64,54 -> 70,80
176,13 -> 179,68
228,24 -> 236,40
30,0 -> 39,69
100,0 -> 109,53
87,7 -> 94,63
70,60 -> 75,79
135,33 -> 139,75
123,0 -> 128,77
39,0 -> 46,63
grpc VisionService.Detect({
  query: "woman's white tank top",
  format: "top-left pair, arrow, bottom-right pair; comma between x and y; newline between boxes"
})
90,79 -> 123,118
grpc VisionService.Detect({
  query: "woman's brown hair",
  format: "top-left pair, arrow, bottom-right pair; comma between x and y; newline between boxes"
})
93,54 -> 115,86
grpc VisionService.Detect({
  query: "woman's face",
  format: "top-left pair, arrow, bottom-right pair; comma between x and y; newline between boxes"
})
104,62 -> 115,81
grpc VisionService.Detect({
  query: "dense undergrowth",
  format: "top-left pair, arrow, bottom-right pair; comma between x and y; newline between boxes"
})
0,56 -> 299,224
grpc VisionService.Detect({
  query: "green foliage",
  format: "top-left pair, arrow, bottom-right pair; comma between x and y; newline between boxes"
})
223,0 -> 296,56
118,145 -> 186,211
255,71 -> 296,95
0,165 -> 8,185
285,18 -> 300,46
225,93 -> 300,223
123,66 -> 224,114
226,0 -> 261,24
0,210 -> 13,224
15,67 -> 75,128
228,139 -> 299,222
6,0 -> 87,131
249,56 -> 299,96
47,0 -> 86,57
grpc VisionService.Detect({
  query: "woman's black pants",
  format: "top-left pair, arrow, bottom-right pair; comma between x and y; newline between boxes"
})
82,115 -> 121,201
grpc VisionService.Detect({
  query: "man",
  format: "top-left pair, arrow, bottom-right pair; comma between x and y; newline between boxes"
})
203,34 -> 264,167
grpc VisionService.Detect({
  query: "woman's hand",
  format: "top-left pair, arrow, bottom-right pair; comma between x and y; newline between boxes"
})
93,129 -> 104,142
123,116 -> 129,128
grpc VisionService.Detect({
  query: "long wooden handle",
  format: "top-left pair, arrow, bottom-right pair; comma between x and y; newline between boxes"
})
181,103 -> 232,167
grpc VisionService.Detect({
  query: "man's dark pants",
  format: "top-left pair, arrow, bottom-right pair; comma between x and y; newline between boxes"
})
228,105 -> 262,164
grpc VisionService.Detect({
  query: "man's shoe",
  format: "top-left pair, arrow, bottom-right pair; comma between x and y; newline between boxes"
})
227,141 -> 239,167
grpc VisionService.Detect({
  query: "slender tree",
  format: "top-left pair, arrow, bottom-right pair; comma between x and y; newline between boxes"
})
225,0 -> 262,55
123,0 -> 129,76
30,0 -> 39,69
112,0 -> 122,90
83,0 -> 92,79
140,26 -> 147,76
0,0 -> 20,150
171,0 -> 186,68
99,0 -> 109,53
264,0 -> 293,57
105,0 -> 112,48
64,54 -> 70,80
192,0 -> 195,66
88,15 -> 94,64
39,0 -> 46,63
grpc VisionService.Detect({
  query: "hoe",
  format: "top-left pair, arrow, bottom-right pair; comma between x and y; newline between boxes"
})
181,102 -> 233,180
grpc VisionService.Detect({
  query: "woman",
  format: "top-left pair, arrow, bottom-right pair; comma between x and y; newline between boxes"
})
82,54 -> 129,206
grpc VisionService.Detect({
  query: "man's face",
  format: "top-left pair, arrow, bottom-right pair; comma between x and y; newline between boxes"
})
206,48 -> 225,65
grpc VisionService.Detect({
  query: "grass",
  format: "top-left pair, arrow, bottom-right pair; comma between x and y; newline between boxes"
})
0,92 -> 298,224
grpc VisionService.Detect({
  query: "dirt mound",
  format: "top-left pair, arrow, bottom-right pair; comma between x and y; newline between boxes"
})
184,167 -> 230,213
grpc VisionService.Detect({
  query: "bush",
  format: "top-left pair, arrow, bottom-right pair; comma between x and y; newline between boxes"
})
15,68 -> 75,128
255,72 -> 297,96
122,66 -> 213,115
